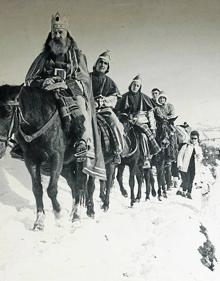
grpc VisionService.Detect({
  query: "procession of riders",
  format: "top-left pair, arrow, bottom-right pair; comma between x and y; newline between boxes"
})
10,12 -> 203,200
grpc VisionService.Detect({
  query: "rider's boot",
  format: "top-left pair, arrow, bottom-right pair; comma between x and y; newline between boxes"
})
112,153 -> 121,165
74,139 -> 88,162
10,143 -> 23,160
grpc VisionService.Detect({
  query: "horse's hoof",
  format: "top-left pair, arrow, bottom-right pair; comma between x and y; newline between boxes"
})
152,190 -> 157,197
33,223 -> 44,231
87,210 -> 95,219
176,190 -> 182,196
130,200 -> 135,207
53,210 -> 62,219
99,195 -> 105,202
135,198 -> 141,203
158,196 -> 162,201
163,192 -> 168,198
101,204 -> 109,212
72,213 -> 80,222
145,197 -> 150,201
52,201 -> 61,213
33,211 -> 45,231
121,190 -> 128,197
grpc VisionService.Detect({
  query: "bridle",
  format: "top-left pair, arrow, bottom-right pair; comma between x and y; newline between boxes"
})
0,99 -> 19,146
0,87 -> 59,147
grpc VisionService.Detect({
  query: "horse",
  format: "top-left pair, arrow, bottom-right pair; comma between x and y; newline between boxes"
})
0,84 -> 95,230
116,114 -> 157,206
152,115 -> 178,200
86,112 -> 116,211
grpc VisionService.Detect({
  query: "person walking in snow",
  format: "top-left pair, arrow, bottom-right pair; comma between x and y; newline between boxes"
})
177,130 -> 203,199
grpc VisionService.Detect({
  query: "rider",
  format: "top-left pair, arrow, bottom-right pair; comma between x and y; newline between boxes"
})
116,75 -> 160,168
151,88 -> 161,108
12,12 -> 106,180
154,92 -> 178,189
90,51 -> 124,164
154,92 -> 176,121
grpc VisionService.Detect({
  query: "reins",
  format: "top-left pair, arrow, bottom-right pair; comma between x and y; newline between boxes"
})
0,86 -> 59,145
18,110 -> 59,143
0,99 -> 19,146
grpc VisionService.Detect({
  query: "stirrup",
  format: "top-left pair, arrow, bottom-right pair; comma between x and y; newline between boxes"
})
112,154 -> 121,165
74,140 -> 87,161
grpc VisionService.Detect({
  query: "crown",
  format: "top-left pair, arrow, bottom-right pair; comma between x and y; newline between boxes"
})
51,12 -> 68,30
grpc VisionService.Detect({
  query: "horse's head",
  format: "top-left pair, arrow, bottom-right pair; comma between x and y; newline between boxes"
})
118,113 -> 134,134
0,84 -> 21,158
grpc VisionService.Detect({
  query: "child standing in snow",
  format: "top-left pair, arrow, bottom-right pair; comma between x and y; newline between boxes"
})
177,130 -> 203,199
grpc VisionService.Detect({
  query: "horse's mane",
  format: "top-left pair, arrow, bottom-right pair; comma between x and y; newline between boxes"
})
0,84 -> 21,103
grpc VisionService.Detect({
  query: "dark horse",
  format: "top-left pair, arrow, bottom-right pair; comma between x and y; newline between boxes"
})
152,115 -> 178,200
86,112 -> 116,211
0,85 -> 95,230
116,114 -> 156,207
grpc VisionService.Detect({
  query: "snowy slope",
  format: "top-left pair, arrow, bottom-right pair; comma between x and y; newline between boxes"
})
0,151 -> 219,281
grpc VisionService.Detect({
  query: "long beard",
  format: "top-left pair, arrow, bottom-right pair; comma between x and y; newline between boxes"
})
49,38 -> 70,55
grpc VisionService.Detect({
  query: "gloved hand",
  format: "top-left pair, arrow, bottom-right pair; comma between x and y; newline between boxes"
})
44,81 -> 68,91
151,129 -> 156,137
42,78 -> 55,89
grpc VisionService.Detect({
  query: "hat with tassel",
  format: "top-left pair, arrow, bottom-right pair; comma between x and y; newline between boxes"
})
97,50 -> 111,64
132,74 -> 142,84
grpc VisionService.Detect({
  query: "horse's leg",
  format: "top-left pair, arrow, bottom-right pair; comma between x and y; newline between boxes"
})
144,168 -> 151,200
150,168 -> 157,197
111,166 -> 116,187
86,176 -> 95,218
101,163 -> 115,211
99,179 -> 106,203
161,160 -> 167,198
165,162 -> 172,190
116,163 -> 128,197
61,165 -> 78,221
47,153 -> 63,214
135,170 -> 143,202
129,166 -> 136,207
25,159 -> 45,230
72,161 -> 88,220
156,158 -> 165,201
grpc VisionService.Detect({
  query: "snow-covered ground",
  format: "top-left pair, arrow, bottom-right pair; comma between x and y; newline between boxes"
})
0,151 -> 219,281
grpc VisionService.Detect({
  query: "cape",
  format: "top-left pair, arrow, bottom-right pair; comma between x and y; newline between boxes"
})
25,49 -> 106,180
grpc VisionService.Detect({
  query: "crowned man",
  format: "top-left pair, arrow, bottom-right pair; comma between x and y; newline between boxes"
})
12,12 -> 106,180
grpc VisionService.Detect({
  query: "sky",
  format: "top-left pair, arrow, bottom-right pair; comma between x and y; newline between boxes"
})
0,0 -> 220,127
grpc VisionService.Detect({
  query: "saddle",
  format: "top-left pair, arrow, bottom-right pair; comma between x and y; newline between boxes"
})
96,113 -> 138,158
54,89 -> 82,122
96,113 -> 114,153
121,127 -> 138,158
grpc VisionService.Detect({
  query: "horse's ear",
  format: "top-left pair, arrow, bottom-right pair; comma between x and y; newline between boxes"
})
14,83 -> 24,99
119,113 -> 129,123
154,112 -> 164,123
169,116 -> 178,123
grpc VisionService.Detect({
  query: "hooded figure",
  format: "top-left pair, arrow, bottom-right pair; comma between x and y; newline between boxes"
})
154,92 -> 176,120
116,75 -> 160,168
90,51 -> 124,164
23,12 -> 106,180
154,91 -> 178,164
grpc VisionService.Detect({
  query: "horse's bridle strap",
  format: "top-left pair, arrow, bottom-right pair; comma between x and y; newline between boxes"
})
19,110 -> 59,143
